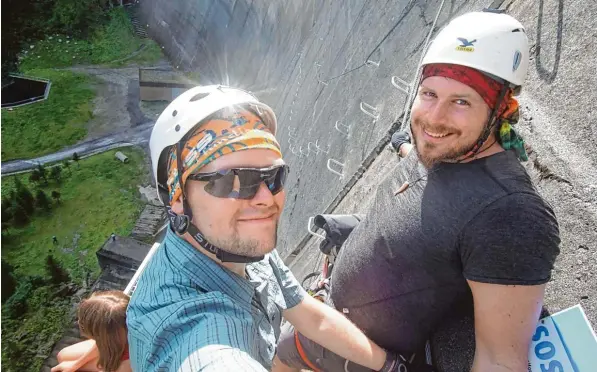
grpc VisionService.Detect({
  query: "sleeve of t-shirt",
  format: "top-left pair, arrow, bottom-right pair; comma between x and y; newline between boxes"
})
459,192 -> 560,285
269,249 -> 306,309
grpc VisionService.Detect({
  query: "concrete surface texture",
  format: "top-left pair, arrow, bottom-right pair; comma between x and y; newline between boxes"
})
69,66 -> 148,140
138,0 -> 596,369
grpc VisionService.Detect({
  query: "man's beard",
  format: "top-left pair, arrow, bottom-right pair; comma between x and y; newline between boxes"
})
210,222 -> 279,258
412,117 -> 477,168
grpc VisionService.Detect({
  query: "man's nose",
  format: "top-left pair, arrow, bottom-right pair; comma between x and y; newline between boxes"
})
427,100 -> 450,125
249,182 -> 275,207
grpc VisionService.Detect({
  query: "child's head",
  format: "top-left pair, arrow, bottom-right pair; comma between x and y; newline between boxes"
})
78,290 -> 129,372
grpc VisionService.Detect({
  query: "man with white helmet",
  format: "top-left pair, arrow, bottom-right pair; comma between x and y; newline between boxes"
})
276,10 -> 560,372
126,86 -> 406,371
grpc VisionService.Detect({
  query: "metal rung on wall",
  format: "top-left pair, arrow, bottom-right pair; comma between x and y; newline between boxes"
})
308,140 -> 330,155
327,158 -> 345,178
289,144 -> 304,158
360,101 -> 380,120
391,75 -> 412,95
299,146 -> 310,157
288,127 -> 299,140
315,62 -> 328,85
334,120 -> 351,137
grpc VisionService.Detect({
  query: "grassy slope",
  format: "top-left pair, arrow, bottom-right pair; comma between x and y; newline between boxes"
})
19,8 -> 163,70
1,69 -> 95,161
1,147 -> 149,372
1,147 -> 149,281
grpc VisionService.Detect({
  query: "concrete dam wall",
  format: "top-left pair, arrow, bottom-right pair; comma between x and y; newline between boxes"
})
140,0 -> 501,256
139,0 -> 596,368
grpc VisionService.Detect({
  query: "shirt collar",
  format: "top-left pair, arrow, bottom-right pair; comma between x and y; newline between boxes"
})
164,227 -> 257,304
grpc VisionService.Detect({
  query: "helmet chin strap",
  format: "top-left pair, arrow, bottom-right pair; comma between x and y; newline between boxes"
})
168,142 -> 265,264
167,208 -> 264,263
458,84 -> 509,161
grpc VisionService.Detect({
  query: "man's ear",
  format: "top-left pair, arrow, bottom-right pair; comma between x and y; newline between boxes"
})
171,198 -> 184,215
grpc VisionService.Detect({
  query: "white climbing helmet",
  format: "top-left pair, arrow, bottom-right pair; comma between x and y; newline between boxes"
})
422,11 -> 529,88
149,85 -> 277,204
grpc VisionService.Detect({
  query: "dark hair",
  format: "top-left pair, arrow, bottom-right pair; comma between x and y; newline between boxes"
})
78,291 -> 129,372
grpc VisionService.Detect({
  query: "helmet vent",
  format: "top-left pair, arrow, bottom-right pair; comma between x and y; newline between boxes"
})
172,110 -> 178,117
175,125 -> 181,132
512,28 -> 523,33
190,92 -> 210,102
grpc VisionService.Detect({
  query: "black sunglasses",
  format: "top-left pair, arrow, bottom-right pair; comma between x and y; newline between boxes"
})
187,164 -> 289,199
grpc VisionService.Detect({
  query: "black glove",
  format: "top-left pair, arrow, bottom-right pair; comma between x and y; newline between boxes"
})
390,131 -> 411,153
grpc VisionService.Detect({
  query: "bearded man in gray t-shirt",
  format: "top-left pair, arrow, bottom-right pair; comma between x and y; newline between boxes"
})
275,11 -> 560,372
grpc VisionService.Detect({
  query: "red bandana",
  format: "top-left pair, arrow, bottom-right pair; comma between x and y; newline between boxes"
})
421,63 -> 511,115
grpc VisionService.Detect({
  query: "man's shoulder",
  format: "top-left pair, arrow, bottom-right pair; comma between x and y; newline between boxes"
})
479,151 -> 534,192
466,189 -> 558,241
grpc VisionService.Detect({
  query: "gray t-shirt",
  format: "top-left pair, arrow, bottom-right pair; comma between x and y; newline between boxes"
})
330,150 -> 560,353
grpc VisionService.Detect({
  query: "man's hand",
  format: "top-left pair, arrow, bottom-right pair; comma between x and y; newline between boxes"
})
468,280 -> 545,372
390,131 -> 412,158
283,295 -> 387,371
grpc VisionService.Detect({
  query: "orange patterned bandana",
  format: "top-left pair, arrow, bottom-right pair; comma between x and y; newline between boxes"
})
166,110 -> 281,204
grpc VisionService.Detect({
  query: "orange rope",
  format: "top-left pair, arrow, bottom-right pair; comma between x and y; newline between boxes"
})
294,330 -> 321,372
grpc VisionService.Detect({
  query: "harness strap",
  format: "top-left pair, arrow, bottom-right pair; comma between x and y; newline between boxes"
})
294,330 -> 321,372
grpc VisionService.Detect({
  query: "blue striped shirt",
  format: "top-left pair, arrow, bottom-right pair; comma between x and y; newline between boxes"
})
126,228 -> 305,371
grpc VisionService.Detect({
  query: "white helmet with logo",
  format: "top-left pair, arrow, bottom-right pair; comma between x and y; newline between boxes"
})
422,10 -> 529,88
149,85 -> 277,204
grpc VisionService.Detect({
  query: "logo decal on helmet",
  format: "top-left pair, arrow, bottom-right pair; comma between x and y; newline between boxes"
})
456,38 -> 477,52
513,50 -> 522,72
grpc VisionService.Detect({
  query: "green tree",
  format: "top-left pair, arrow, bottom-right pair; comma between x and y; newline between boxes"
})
11,204 -> 30,227
1,197 -> 14,229
1,0 -> 55,76
1,259 -> 18,303
37,163 -> 49,185
51,190 -> 62,204
14,178 -> 35,216
29,169 -> 42,185
50,166 -> 62,184
50,0 -> 106,36
45,255 -> 70,285
35,189 -> 51,211
62,160 -> 71,175
3,280 -> 31,317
